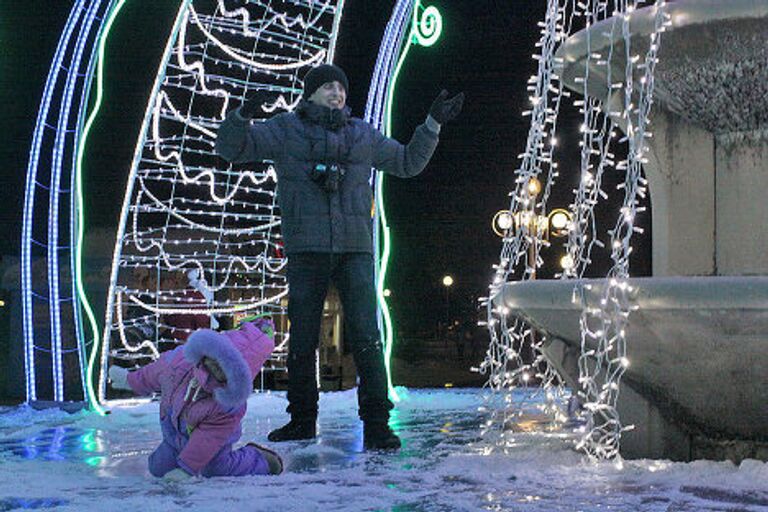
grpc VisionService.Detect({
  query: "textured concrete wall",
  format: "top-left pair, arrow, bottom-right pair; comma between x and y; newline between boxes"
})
641,106 -> 768,276
715,135 -> 768,274
643,107 -> 716,276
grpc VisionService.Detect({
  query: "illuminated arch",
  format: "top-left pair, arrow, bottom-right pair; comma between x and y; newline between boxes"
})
364,0 -> 443,401
94,0 -> 347,406
21,0 -> 117,407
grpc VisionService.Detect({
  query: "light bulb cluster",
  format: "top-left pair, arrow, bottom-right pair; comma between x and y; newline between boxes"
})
480,0 -> 668,460
96,0 -> 345,405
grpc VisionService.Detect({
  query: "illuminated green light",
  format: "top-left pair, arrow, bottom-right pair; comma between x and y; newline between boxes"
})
79,0 -> 129,416
81,431 -> 99,452
84,456 -> 105,467
388,407 -> 403,430
379,1 -> 443,403
375,177 -> 398,402
413,5 -> 442,47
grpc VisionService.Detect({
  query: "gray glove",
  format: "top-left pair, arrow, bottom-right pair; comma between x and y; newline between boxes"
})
108,366 -> 131,391
163,468 -> 192,482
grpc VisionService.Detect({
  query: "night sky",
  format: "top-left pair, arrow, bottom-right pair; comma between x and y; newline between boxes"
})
0,1 -> 651,334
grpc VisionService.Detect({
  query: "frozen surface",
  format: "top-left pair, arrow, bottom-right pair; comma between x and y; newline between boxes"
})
1,388 -> 767,511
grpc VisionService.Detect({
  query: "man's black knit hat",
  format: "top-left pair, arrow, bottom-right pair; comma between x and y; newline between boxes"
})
302,64 -> 349,99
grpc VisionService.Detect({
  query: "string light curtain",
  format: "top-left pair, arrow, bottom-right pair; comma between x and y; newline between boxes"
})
481,0 -> 669,459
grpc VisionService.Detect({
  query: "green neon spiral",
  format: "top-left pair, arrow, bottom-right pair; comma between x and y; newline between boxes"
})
413,4 -> 442,47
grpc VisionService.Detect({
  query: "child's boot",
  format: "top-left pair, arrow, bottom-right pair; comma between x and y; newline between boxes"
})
247,443 -> 284,475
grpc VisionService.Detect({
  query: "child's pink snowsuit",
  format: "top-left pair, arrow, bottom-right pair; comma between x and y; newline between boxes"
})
126,319 -> 275,477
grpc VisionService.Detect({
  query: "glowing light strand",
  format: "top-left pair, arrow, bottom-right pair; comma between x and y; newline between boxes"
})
22,0 -> 114,406
22,2 -> 83,404
363,0 -> 442,402
97,0 -> 194,404
49,0 -> 103,403
482,0 -> 668,460
480,0 -> 572,447
572,0 -> 668,460
188,6 -> 327,71
97,0 -> 345,406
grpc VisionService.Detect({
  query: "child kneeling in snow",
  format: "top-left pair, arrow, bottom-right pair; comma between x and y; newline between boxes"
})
109,318 -> 283,478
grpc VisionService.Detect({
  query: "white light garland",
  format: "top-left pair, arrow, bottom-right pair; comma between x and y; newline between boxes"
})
98,0 -> 345,404
188,6 -> 327,71
478,0 -> 572,448
571,0 -> 668,460
217,0 -> 335,38
126,288 -> 289,315
481,0 -> 667,460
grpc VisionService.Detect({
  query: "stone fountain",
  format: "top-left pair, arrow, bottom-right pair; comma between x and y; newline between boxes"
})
496,0 -> 768,461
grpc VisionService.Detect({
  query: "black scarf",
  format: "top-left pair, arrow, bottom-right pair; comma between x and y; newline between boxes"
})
296,100 -> 351,131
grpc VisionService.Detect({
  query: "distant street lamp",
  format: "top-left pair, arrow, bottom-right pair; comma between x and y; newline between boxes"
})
383,288 -> 392,297
492,210 -> 514,237
491,179 -> 574,277
442,275 -> 454,326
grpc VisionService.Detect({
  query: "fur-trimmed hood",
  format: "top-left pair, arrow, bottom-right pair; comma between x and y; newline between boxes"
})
183,319 -> 275,408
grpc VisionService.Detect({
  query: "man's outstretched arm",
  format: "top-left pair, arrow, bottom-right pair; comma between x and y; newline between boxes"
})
372,90 -> 464,178
215,91 -> 282,163
216,109 -> 257,163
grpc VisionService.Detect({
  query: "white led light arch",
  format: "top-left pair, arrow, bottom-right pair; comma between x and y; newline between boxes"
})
21,0 -> 117,406
364,0 -> 443,402
95,0 -> 347,405
26,0 -> 437,411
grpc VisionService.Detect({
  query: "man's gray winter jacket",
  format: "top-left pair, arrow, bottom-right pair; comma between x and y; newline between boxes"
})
215,101 -> 439,254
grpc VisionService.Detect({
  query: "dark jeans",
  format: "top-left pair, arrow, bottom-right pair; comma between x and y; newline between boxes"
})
285,252 -> 393,423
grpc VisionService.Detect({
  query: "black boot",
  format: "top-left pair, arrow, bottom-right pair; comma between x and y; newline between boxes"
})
267,419 -> 316,442
363,422 -> 401,450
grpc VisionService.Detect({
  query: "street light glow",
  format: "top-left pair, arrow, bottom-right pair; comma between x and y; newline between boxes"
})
550,210 -> 570,230
442,275 -> 454,287
497,211 -> 513,230
492,210 -> 513,237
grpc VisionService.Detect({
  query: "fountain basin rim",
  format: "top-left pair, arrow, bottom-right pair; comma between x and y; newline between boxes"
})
556,0 -> 768,70
494,275 -> 768,311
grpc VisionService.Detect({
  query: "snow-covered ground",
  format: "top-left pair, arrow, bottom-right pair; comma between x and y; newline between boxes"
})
1,388 -> 766,511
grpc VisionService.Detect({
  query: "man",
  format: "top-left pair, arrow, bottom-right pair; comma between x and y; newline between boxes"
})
216,64 -> 463,450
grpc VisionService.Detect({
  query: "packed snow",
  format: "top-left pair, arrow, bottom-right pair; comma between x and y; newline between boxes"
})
1,388 -> 766,511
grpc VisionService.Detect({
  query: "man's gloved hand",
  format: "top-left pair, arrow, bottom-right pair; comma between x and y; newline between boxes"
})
239,89 -> 274,119
163,468 -> 192,482
428,90 -> 465,125
108,365 -> 131,391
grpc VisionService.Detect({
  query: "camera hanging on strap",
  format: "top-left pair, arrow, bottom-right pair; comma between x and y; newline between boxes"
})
310,163 -> 346,192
